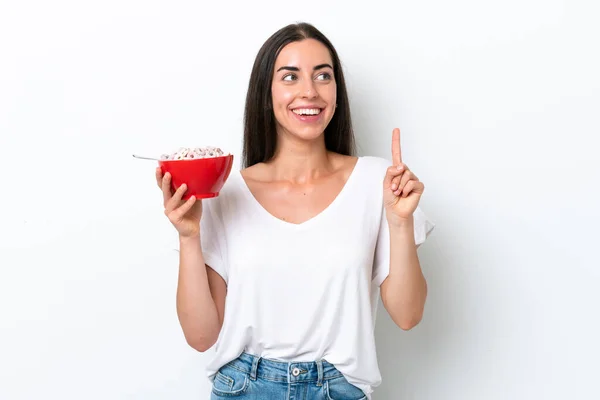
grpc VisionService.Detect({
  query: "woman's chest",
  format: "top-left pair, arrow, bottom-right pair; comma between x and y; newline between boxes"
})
224,213 -> 379,288
243,175 -> 350,225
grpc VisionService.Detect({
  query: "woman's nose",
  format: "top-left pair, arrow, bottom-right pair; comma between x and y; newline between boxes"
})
300,80 -> 318,98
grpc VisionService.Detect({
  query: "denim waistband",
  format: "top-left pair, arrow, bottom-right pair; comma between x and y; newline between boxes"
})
224,352 -> 344,385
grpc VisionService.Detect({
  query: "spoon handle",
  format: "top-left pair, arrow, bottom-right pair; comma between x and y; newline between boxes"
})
132,154 -> 159,161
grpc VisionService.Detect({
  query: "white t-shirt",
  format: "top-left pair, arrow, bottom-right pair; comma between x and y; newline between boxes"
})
199,156 -> 435,398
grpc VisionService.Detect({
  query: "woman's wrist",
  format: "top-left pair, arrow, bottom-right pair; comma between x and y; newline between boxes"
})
386,212 -> 414,230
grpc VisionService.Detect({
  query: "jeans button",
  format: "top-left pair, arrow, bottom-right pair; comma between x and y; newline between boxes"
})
292,367 -> 300,376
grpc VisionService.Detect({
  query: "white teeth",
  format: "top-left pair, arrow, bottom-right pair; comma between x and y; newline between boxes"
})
292,108 -> 321,116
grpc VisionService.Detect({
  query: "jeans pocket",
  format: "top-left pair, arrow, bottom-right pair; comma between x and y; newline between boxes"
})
325,376 -> 367,400
211,366 -> 250,398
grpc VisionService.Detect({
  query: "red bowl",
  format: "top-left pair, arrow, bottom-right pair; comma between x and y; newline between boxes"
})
158,154 -> 234,199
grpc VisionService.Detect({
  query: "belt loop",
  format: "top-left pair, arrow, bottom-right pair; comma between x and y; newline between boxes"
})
250,355 -> 260,381
316,360 -> 323,387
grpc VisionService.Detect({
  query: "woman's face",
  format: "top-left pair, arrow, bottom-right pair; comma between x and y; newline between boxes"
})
271,39 -> 337,143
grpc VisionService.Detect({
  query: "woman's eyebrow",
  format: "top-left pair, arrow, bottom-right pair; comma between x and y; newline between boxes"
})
276,63 -> 334,72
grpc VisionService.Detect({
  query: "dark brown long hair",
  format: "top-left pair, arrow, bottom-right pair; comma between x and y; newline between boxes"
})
242,22 -> 356,168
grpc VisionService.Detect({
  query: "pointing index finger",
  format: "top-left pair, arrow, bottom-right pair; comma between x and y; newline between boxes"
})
391,128 -> 402,165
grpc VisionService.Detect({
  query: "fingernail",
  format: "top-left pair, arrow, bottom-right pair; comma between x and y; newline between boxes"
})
397,165 -> 403,170
391,183 -> 397,190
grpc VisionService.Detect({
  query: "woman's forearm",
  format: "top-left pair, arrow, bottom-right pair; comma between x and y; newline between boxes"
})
176,235 -> 221,351
381,216 -> 428,330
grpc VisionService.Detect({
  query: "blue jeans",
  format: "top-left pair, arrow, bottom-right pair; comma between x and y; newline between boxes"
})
210,352 -> 367,400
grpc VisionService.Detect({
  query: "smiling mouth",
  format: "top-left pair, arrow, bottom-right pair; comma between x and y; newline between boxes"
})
291,108 -> 323,116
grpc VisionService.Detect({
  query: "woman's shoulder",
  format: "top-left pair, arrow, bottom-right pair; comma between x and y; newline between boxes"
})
357,155 -> 392,176
239,161 -> 269,184
328,152 -> 391,175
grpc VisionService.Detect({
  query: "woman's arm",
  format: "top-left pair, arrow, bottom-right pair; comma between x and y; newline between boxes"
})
380,128 -> 428,330
379,216 -> 428,330
176,235 -> 227,351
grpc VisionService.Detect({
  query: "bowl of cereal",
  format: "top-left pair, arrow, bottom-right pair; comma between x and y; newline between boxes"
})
158,146 -> 234,199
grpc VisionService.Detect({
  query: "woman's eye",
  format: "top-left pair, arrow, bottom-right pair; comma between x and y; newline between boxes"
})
316,72 -> 332,81
283,74 -> 297,81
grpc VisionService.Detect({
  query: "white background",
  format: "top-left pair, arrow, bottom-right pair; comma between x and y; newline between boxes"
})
1,0 -> 599,399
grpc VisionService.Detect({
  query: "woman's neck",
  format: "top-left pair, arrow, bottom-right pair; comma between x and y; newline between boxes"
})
267,134 -> 334,184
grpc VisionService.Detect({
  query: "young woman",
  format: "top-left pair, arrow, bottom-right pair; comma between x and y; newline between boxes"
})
156,22 -> 435,400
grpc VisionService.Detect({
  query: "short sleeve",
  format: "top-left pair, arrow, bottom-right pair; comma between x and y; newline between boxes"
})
371,206 -> 436,287
199,198 -> 228,283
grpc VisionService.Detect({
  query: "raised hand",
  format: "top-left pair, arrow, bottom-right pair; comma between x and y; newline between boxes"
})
382,128 -> 425,224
